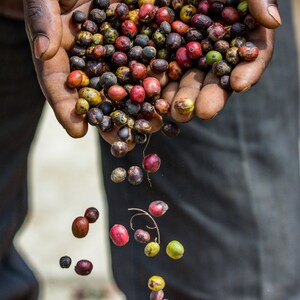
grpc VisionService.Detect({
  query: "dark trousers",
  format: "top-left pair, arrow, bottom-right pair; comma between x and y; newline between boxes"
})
0,17 -> 45,299
100,1 -> 300,299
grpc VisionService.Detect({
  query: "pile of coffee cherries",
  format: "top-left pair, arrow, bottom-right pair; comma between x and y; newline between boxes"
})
67,0 -> 259,158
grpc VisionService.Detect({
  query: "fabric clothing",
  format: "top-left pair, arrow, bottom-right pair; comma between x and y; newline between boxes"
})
100,1 -> 300,299
0,16 -> 45,299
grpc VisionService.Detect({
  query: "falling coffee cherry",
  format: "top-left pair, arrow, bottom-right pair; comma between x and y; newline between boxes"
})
144,241 -> 160,257
134,229 -> 151,244
75,259 -> 93,276
84,207 -> 99,223
148,275 -> 165,292
59,256 -> 72,269
142,154 -> 161,173
148,201 -> 169,217
150,290 -> 165,300
166,240 -> 185,260
72,216 -> 89,238
109,224 -> 129,246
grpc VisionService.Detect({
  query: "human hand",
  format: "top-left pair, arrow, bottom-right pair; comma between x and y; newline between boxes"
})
162,0 -> 280,122
24,0 -> 163,151
23,0 -> 94,138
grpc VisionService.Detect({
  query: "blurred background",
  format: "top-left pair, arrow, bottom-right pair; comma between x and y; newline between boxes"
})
15,103 -> 125,300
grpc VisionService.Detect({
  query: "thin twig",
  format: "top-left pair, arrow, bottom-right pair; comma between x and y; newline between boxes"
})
128,207 -> 160,244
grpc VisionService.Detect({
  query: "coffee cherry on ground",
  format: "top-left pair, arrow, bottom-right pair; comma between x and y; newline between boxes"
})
84,207 -> 99,223
109,224 -> 129,246
161,120 -> 180,137
111,167 -> 127,183
72,216 -> 89,238
134,229 -> 151,244
142,153 -> 161,173
150,289 -> 165,300
111,141 -> 129,158
75,259 -> 93,276
59,256 -> 72,269
144,241 -> 160,257
166,240 -> 184,260
127,166 -> 144,185
148,200 -> 169,217
148,275 -> 165,292
174,97 -> 194,115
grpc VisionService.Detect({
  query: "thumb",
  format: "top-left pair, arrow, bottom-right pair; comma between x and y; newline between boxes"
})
247,0 -> 281,29
23,0 -> 62,60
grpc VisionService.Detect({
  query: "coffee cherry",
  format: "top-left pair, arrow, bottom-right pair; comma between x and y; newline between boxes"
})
86,107 -> 104,125
161,121 -> 180,137
148,275 -> 165,292
111,141 -> 129,158
148,200 -> 168,217
127,166 -> 144,185
134,229 -> 151,244
238,42 -> 259,61
84,207 -> 99,223
75,259 -> 93,276
111,167 -> 127,183
75,98 -> 89,115
72,216 -> 89,238
174,97 -> 194,115
166,240 -> 184,260
144,241 -> 160,257
109,224 -> 129,246
150,290 -> 165,300
142,153 -> 161,173
72,10 -> 87,24
59,256 -> 72,268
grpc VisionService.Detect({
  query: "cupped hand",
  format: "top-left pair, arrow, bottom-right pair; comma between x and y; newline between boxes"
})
162,0 -> 280,122
24,0 -> 161,152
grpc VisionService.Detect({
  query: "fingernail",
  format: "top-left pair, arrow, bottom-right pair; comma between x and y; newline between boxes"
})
33,35 -> 50,59
267,5 -> 281,26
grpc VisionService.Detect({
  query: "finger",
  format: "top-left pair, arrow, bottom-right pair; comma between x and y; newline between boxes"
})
23,0 -> 62,60
147,69 -> 170,88
248,0 -> 281,29
230,26 -> 274,93
161,81 -> 179,104
171,68 -> 205,123
34,48 -> 88,138
195,70 -> 232,120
